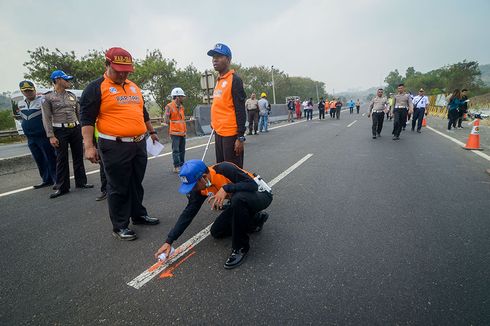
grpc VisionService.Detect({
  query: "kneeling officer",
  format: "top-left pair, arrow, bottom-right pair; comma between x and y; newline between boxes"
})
155,160 -> 273,269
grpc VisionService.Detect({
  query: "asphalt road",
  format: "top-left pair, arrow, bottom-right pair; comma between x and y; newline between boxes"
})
1,110 -> 489,325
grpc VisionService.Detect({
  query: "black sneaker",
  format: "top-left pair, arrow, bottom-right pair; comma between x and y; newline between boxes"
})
112,228 -> 137,241
224,247 -> 249,269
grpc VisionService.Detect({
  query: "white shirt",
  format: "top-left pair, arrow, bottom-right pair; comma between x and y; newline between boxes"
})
412,95 -> 429,108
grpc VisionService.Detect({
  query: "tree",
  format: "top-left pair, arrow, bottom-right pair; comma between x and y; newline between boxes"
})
384,69 -> 404,94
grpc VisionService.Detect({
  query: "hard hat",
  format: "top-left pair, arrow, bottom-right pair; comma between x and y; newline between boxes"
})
171,87 -> 186,97
261,92 -> 267,98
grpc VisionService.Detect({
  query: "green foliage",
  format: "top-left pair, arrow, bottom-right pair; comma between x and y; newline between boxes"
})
0,110 -> 15,130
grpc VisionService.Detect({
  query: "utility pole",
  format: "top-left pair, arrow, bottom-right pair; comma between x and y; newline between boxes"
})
315,83 -> 319,103
271,65 -> 276,104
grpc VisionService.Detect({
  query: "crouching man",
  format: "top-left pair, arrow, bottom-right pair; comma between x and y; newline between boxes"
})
155,160 -> 273,269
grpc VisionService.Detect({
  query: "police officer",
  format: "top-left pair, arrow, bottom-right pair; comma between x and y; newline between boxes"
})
389,83 -> 413,140
17,80 -> 56,188
208,43 -> 247,168
368,88 -> 388,139
411,88 -> 429,133
165,87 -> 187,173
80,47 -> 159,241
154,159 -> 273,269
42,70 -> 92,198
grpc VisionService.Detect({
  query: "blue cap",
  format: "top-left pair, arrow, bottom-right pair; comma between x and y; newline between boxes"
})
50,70 -> 73,82
207,43 -> 232,58
178,160 -> 208,194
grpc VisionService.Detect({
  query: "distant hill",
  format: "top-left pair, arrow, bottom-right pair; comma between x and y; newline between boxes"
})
480,64 -> 490,86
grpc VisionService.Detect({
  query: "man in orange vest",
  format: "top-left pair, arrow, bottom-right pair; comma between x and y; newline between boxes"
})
165,87 -> 187,173
80,47 -> 160,241
155,159 -> 272,269
329,100 -> 337,119
207,43 -> 247,168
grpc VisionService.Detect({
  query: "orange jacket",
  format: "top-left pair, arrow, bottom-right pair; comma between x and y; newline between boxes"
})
200,164 -> 255,197
166,101 -> 186,136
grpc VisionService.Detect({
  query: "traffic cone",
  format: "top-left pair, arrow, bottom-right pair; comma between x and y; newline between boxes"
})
463,119 -> 482,150
422,117 -> 427,127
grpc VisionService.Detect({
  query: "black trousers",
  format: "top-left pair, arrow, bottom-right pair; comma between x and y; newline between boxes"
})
371,112 -> 384,135
171,135 -> 186,168
335,107 -> 341,119
98,148 -> 107,193
210,191 -> 273,250
457,109 -> 466,127
448,110 -> 459,130
98,138 -> 148,230
215,133 -> 243,168
247,110 -> 259,133
318,109 -> 325,119
412,108 -> 425,131
392,107 -> 407,137
356,106 -> 360,114
27,135 -> 57,184
53,126 -> 87,192
330,109 -> 335,118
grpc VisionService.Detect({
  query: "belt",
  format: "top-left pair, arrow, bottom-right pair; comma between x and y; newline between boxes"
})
394,106 -> 407,109
98,132 -> 146,143
53,121 -> 79,128
373,110 -> 384,113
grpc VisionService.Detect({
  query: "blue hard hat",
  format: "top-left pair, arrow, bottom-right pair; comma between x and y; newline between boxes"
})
50,70 -> 73,82
178,160 -> 208,194
207,43 -> 232,58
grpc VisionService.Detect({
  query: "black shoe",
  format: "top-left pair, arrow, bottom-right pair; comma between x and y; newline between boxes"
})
377,133 -> 381,137
252,212 -> 269,233
53,185 -> 59,190
372,135 -> 377,139
33,182 -> 54,189
417,130 -> 421,133
96,192 -> 107,201
224,247 -> 249,269
112,228 -> 137,241
247,132 -> 252,135
411,128 -> 415,132
132,215 -> 160,225
254,131 -> 258,135
402,127 -> 406,131
76,184 -> 94,189
392,136 -> 400,140
49,190 -> 69,199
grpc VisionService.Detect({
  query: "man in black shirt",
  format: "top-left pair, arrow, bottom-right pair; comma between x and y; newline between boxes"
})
155,159 -> 273,269
458,89 -> 469,129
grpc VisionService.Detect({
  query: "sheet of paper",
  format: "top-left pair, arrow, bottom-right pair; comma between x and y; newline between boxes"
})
146,138 -> 164,156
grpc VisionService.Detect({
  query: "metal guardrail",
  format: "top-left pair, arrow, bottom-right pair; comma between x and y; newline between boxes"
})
0,130 -> 20,138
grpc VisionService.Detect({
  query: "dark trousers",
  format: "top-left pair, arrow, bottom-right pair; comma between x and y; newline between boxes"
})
53,126 -> 87,192
372,112 -> 384,136
392,107 -> 407,137
171,135 -> 186,168
210,191 -> 273,250
306,109 -> 312,120
99,149 -> 107,193
349,107 -> 354,114
412,108 -> 425,131
457,109 -> 466,127
98,138 -> 148,230
330,109 -> 335,118
448,110 -> 459,130
318,109 -> 325,119
247,110 -> 259,133
27,135 -> 57,184
356,106 -> 360,114
335,107 -> 341,119
215,133 -> 243,168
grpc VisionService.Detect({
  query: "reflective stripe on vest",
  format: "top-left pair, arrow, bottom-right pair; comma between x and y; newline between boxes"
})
167,101 -> 186,136
200,163 -> 255,197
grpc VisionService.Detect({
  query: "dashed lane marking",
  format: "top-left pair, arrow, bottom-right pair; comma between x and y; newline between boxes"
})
347,120 -> 358,128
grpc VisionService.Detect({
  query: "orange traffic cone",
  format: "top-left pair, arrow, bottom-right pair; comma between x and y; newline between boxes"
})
463,119 -> 482,150
422,117 -> 427,127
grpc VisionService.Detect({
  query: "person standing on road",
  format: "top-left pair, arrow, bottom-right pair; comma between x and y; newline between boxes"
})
457,89 -> 469,129
329,99 -> 336,119
165,87 -> 187,173
42,70 -> 93,199
355,99 -> 361,114
208,43 -> 247,168
368,88 -> 388,139
318,97 -> 326,120
335,98 -> 343,119
287,98 -> 295,123
295,98 -> 302,120
245,93 -> 259,135
258,92 -> 269,133
17,80 -> 57,189
411,88 -> 429,133
390,83 -> 413,140
80,47 -> 160,241
306,98 -> 313,120
154,159 -> 273,269
347,99 -> 355,114
446,89 -> 467,131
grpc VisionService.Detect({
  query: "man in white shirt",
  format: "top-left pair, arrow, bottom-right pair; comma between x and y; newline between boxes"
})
411,88 -> 429,133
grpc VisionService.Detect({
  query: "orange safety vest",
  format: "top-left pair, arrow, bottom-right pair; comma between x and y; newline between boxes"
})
329,101 -> 337,109
324,100 -> 329,111
200,164 -> 255,197
211,69 -> 237,137
166,101 -> 186,136
97,74 -> 147,137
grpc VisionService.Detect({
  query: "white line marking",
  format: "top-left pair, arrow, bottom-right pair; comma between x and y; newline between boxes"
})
362,113 -> 366,117
127,153 -> 314,289
347,120 -> 357,128
427,126 -> 490,162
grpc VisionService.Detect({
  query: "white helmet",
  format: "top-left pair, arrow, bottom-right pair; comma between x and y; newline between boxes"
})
171,87 -> 186,97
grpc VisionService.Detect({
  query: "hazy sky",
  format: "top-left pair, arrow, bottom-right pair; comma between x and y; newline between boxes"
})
1,0 -> 489,93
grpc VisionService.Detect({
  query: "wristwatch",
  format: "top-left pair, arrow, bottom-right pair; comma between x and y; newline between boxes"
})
237,136 -> 246,142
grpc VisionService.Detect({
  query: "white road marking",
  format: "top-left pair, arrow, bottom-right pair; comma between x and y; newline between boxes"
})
127,153 -> 314,289
347,120 -> 358,128
362,113 -> 366,117
427,126 -> 490,162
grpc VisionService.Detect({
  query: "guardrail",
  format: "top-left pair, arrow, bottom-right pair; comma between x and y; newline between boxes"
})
0,130 -> 20,138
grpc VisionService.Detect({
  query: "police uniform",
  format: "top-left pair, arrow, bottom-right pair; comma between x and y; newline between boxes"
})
390,93 -> 413,139
369,95 -> 388,138
42,90 -> 89,193
411,92 -> 429,132
17,85 -> 56,186
165,100 -> 187,169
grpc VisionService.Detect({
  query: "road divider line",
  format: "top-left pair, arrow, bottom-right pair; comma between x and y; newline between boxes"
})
347,120 -> 357,128
127,153 -> 314,290
427,126 -> 490,162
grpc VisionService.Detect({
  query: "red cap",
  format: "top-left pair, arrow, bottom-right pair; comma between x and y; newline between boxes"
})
105,47 -> 134,72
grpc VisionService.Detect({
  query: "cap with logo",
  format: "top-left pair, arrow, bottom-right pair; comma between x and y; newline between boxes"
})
178,159 -> 208,194
207,43 -> 232,58
19,80 -> 35,91
105,47 -> 134,72
50,70 -> 74,82
419,88 -> 424,92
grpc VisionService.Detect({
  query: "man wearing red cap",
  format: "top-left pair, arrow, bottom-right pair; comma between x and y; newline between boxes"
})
80,47 -> 160,241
